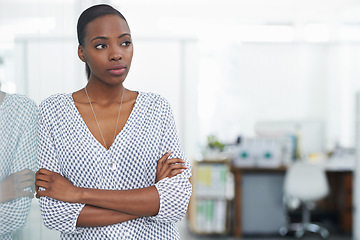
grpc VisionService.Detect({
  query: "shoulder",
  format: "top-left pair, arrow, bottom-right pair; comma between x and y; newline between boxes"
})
39,93 -> 71,112
38,93 -> 73,123
136,92 -> 175,123
138,91 -> 171,109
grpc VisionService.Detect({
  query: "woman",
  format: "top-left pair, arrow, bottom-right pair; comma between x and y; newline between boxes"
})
35,4 -> 191,239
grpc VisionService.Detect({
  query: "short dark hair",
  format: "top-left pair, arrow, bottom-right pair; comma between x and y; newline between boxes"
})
77,4 -> 128,78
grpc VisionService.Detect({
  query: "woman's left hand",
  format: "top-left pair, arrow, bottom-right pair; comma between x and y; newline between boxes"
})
155,151 -> 188,183
35,168 -> 79,203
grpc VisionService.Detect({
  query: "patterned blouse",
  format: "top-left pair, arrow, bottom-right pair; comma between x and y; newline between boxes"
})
37,91 -> 192,240
0,94 -> 37,240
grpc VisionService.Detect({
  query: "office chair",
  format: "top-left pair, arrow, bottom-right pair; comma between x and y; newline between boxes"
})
279,161 -> 330,239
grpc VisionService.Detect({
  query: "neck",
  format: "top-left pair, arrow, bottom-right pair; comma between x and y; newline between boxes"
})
85,81 -> 125,104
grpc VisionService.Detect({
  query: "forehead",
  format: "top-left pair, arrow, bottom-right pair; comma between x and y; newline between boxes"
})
85,14 -> 130,39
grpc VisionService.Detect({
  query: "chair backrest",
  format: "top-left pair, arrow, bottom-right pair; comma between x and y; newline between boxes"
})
284,161 -> 329,202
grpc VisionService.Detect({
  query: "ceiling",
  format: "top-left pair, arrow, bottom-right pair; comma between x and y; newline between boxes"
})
1,0 -> 359,22
1,0 -> 360,42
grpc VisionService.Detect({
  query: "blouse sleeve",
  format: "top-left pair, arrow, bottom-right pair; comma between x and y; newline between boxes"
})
148,98 -> 192,223
37,102 -> 85,234
0,101 -> 37,235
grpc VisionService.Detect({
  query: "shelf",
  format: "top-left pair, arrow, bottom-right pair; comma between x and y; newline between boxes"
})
188,159 -> 232,235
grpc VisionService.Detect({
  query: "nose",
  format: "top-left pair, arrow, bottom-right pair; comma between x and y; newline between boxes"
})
109,48 -> 122,61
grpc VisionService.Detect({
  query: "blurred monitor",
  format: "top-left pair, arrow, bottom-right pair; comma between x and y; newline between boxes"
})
255,120 -> 325,157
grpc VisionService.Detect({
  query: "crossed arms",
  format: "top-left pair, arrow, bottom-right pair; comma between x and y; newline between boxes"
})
35,151 -> 188,228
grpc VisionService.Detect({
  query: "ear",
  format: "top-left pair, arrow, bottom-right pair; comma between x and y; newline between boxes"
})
78,45 -> 86,62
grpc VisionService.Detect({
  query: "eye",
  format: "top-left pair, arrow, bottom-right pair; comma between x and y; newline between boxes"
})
121,41 -> 132,47
95,44 -> 107,49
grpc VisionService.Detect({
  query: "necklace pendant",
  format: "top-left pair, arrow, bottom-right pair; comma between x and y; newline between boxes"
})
110,161 -> 117,171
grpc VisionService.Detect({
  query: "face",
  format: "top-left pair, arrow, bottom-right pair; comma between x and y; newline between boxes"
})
78,14 -> 133,85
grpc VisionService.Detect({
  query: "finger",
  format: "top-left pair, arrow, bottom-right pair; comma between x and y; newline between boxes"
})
155,172 -> 165,183
35,184 -> 48,194
156,164 -> 187,182
157,164 -> 167,179
168,169 -> 186,178
158,158 -> 187,179
35,173 -> 51,183
168,164 -> 188,173
156,161 -> 162,175
35,176 -> 47,192
158,151 -> 172,166
161,159 -> 187,176
162,164 -> 188,179
35,180 -> 49,190
157,151 -> 172,176
36,168 -> 55,176
170,163 -> 188,170
163,158 -> 186,166
36,190 -> 46,198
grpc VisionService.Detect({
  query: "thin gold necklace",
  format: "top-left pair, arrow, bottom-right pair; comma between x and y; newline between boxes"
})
84,87 -> 125,150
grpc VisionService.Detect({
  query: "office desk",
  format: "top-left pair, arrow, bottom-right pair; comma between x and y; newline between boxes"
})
231,166 -> 353,238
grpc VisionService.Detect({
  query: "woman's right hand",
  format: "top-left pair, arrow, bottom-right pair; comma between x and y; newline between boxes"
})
35,168 -> 79,203
155,151 -> 188,183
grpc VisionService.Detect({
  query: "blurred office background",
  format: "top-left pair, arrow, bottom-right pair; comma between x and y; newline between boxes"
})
1,0 -> 360,239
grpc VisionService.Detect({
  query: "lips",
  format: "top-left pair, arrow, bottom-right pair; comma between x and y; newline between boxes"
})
107,64 -> 126,75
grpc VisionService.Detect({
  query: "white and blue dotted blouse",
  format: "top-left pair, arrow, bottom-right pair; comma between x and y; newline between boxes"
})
37,91 -> 192,240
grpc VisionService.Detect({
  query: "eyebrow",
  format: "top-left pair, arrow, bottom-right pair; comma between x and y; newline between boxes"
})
90,33 -> 131,42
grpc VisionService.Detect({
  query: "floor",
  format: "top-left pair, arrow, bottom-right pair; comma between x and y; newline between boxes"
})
182,235 -> 351,240
177,219 -> 352,240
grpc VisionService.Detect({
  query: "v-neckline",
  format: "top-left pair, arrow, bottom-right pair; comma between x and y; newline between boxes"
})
69,92 -> 140,152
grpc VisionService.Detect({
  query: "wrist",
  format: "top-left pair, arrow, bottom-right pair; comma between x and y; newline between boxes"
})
75,187 -> 86,203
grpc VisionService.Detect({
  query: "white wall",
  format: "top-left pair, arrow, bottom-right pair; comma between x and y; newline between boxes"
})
125,38 -> 199,157
198,41 -> 360,150
19,38 -> 86,103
